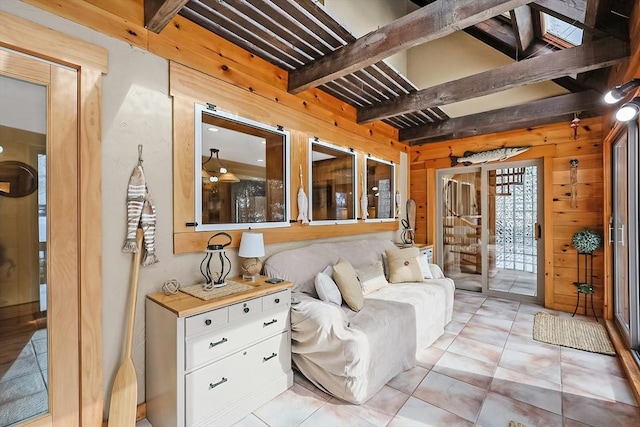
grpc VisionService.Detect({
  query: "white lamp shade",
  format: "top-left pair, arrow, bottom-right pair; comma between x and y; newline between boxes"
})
239,232 -> 265,257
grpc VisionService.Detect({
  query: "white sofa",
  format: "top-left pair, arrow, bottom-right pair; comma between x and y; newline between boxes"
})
263,239 -> 455,404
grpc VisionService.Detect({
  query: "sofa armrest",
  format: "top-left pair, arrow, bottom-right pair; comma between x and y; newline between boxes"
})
291,292 -> 349,341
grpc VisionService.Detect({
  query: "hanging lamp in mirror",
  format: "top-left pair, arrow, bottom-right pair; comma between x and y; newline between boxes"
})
202,148 -> 240,183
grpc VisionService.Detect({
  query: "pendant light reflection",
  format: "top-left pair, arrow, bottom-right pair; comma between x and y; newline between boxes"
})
202,148 -> 240,183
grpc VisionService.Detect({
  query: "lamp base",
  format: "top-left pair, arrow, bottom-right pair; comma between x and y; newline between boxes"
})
241,257 -> 262,277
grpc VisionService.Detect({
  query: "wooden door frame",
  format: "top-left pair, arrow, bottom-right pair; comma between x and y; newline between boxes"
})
0,11 -> 107,426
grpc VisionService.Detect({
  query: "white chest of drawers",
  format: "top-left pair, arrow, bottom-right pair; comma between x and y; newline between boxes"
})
146,277 -> 293,427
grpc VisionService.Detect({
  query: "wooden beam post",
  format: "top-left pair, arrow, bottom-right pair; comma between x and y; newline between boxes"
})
144,0 -> 189,33
288,0 -> 531,94
400,91 -> 604,144
358,38 -> 628,123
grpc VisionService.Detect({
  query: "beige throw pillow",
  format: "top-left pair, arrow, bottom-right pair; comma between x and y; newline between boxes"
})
332,257 -> 364,311
385,247 -> 424,283
356,261 -> 389,295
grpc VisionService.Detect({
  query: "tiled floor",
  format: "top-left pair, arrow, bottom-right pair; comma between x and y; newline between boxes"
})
448,269 -> 537,297
0,328 -> 48,426
138,291 -> 640,427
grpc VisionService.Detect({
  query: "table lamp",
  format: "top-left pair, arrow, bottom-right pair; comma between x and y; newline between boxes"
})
239,232 -> 265,281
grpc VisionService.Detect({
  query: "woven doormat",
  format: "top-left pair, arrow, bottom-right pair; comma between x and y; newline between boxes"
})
533,312 -> 615,355
180,282 -> 253,301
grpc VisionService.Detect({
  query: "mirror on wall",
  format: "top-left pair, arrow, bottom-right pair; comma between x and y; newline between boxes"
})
195,105 -> 290,231
365,157 -> 395,220
309,138 -> 356,223
0,160 -> 38,197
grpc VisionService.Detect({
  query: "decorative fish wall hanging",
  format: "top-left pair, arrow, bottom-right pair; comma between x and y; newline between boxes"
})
450,146 -> 531,167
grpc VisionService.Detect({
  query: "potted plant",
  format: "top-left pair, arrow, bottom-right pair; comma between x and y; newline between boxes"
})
571,229 -> 601,254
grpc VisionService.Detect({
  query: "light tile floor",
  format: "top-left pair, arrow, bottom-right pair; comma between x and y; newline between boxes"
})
448,269 -> 538,297
0,328 -> 48,426
138,291 -> 640,427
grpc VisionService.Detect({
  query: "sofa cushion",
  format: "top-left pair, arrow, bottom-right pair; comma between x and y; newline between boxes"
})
429,263 -> 445,279
385,247 -> 423,283
264,239 -> 398,296
315,266 -> 342,305
355,261 -> 388,295
332,258 -> 363,311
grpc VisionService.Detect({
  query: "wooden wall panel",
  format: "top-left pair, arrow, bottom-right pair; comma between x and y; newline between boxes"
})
409,117 -> 606,315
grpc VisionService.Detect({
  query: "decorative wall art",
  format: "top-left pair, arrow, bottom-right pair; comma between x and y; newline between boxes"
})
570,159 -> 579,209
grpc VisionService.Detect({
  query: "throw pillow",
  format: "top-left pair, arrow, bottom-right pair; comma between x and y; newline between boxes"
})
429,263 -> 445,279
315,266 -> 342,306
332,257 -> 364,311
385,247 -> 424,283
419,254 -> 434,279
355,261 -> 389,295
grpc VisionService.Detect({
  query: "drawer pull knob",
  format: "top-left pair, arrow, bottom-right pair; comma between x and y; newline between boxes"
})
263,353 -> 277,362
243,307 -> 250,313
275,298 -> 280,304
209,337 -> 228,348
204,319 -> 212,326
263,319 -> 278,327
209,377 -> 227,389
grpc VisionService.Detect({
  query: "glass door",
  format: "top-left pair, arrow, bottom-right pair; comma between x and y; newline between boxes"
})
483,160 -> 543,302
438,168 -> 483,292
612,122 -> 639,357
437,159 -> 544,303
0,48 -> 80,426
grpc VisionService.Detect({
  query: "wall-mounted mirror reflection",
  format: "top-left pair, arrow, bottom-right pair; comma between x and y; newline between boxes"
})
195,105 -> 289,231
309,139 -> 356,223
366,157 -> 395,220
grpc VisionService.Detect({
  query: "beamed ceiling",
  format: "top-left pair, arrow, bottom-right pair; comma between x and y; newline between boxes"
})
144,0 -> 633,145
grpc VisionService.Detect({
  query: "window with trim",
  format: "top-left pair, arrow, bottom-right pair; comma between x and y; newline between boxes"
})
195,104 -> 290,231
309,138 -> 356,224
365,156 -> 395,220
542,13 -> 583,47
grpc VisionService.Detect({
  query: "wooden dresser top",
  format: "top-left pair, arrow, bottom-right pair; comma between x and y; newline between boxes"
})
146,275 -> 293,317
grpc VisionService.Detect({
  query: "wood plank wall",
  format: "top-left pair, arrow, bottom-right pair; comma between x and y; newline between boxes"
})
409,117 -> 606,315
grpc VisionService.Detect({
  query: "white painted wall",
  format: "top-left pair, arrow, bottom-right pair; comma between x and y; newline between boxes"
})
0,0 -> 396,417
323,0 -> 415,76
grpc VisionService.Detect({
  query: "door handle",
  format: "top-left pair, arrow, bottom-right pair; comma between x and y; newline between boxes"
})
619,224 -> 625,247
534,223 -> 542,240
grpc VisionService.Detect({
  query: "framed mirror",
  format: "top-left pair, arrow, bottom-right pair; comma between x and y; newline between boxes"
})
0,160 -> 38,198
365,156 -> 395,220
309,138 -> 356,224
195,104 -> 290,231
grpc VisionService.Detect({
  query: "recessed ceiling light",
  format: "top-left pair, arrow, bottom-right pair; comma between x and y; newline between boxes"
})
257,159 -> 264,162
261,140 -> 266,144
0,145 -> 4,154
207,127 -> 219,132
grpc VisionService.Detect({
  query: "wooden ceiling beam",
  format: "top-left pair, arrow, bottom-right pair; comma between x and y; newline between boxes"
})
144,0 -> 189,33
399,90 -> 604,144
510,6 -> 535,52
358,37 -> 627,124
287,0 -> 531,94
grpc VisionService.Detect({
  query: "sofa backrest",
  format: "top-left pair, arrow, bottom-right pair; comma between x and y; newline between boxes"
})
264,239 -> 397,295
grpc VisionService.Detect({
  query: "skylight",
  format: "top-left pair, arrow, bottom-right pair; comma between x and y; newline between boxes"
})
543,14 -> 583,46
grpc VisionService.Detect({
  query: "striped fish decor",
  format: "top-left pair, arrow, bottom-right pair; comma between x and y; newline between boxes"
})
122,157 -> 159,266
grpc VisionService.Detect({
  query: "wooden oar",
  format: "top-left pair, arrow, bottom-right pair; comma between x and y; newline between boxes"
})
108,228 -> 143,426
